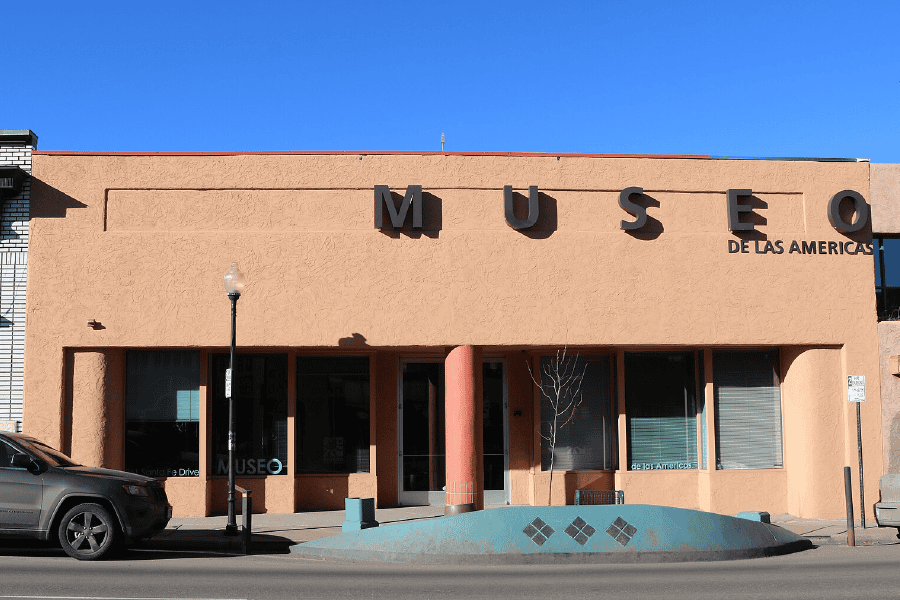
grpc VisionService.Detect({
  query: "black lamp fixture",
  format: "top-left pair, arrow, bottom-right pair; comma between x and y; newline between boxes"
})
223,262 -> 247,537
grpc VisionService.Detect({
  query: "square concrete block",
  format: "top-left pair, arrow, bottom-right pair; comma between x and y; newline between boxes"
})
342,497 -> 379,532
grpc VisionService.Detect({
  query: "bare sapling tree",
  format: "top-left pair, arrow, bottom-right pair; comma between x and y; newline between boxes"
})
529,348 -> 587,505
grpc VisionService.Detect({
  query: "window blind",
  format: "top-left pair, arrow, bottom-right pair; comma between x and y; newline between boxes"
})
626,352 -> 697,471
540,355 -> 613,471
714,350 -> 783,470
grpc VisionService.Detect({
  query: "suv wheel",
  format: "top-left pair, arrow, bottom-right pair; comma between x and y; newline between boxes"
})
58,503 -> 118,560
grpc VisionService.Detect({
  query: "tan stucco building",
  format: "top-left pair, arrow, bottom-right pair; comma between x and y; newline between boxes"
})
18,145 -> 900,519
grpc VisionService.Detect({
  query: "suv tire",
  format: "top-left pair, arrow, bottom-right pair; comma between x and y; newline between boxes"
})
58,503 -> 118,560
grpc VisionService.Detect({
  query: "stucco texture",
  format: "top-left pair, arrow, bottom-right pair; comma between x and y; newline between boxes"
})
871,163 -> 900,233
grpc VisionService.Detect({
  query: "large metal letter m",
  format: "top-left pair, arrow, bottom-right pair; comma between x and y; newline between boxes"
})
374,185 -> 423,229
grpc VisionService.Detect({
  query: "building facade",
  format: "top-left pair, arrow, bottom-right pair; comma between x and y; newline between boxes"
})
20,147 -> 900,519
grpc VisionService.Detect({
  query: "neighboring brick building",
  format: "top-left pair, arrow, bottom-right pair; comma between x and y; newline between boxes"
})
0,130 -> 37,433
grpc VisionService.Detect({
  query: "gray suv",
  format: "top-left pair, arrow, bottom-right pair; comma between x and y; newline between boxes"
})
0,431 -> 172,560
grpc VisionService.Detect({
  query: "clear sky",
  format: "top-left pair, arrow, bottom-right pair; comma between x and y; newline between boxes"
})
5,1 -> 898,161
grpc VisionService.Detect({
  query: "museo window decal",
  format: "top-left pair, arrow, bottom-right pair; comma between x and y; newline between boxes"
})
124,350 -> 201,478
625,352 -> 698,471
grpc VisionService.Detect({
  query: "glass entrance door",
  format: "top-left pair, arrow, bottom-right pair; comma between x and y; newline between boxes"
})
483,361 -> 509,505
398,360 -> 508,506
399,362 -> 445,506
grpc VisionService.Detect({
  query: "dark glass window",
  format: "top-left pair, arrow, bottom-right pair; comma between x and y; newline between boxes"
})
125,351 -> 200,477
212,354 -> 288,476
875,236 -> 900,320
539,355 -> 614,471
296,357 -> 370,474
625,352 -> 697,471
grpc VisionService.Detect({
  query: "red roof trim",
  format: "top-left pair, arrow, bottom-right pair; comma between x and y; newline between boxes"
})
33,150 -> 710,159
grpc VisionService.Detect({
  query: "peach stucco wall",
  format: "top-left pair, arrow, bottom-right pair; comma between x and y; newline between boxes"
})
871,163 -> 900,232
878,324 -> 900,475
23,152 -> 884,518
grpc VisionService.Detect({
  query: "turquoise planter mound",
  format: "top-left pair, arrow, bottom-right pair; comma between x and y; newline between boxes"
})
292,505 -> 812,564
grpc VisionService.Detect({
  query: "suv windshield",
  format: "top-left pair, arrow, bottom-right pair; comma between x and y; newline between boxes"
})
21,438 -> 80,468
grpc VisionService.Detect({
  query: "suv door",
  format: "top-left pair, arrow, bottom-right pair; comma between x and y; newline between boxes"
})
0,438 -> 43,529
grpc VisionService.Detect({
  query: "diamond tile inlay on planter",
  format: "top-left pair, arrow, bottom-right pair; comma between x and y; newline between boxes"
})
523,517 -> 555,546
606,517 -> 638,547
564,516 -> 597,546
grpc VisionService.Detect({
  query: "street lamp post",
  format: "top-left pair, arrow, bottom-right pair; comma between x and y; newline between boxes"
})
224,262 -> 246,537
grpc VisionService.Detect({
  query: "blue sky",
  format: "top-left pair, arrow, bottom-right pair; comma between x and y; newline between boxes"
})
5,1 -> 899,160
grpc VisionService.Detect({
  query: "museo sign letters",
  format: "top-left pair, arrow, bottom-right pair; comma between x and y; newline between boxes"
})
374,186 -> 871,253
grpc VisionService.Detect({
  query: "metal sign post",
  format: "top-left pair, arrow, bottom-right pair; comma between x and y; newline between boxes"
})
847,375 -> 866,528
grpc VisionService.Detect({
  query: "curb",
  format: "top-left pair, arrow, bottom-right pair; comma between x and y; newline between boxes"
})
138,534 -> 297,555
793,531 -> 899,546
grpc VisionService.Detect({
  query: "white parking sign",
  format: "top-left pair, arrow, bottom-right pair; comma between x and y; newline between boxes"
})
848,375 -> 866,403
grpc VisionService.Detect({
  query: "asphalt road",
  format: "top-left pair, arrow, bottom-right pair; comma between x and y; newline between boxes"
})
0,542 -> 897,600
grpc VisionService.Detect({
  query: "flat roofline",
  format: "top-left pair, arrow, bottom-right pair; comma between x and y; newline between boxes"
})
34,150 -> 711,159
32,150 -> 873,162
711,155 -> 869,163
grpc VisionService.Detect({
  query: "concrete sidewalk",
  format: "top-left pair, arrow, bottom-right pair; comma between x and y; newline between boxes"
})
136,507 -> 900,555
770,514 -> 900,546
138,506 -> 446,554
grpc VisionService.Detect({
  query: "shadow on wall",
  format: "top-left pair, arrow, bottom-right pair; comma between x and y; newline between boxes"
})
296,475 -> 351,511
509,191 -> 558,239
30,179 -> 87,219
0,219 -> 22,242
377,192 -> 442,239
837,195 -> 874,244
540,472 -> 617,506
624,192 -> 663,241
207,477 -> 270,515
61,349 -> 75,456
338,333 -> 368,346
731,194 -> 769,242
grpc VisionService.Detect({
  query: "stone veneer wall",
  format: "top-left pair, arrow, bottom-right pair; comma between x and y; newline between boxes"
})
0,131 -> 36,433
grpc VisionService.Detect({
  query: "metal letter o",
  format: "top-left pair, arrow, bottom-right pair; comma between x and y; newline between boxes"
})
827,190 -> 869,233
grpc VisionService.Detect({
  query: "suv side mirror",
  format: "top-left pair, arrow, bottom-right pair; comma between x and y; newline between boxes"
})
11,453 -> 41,474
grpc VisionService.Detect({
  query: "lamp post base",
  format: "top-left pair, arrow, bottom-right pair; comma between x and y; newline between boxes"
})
224,524 -> 239,537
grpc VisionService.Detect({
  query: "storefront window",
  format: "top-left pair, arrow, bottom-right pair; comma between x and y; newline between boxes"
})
125,351 -> 200,477
296,356 -> 370,473
540,355 -> 613,471
212,354 -> 288,476
875,236 -> 900,320
699,350 -> 708,470
714,350 -> 783,470
625,352 -> 697,471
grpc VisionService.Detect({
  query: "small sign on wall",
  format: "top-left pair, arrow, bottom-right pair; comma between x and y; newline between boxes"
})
848,375 -> 866,403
